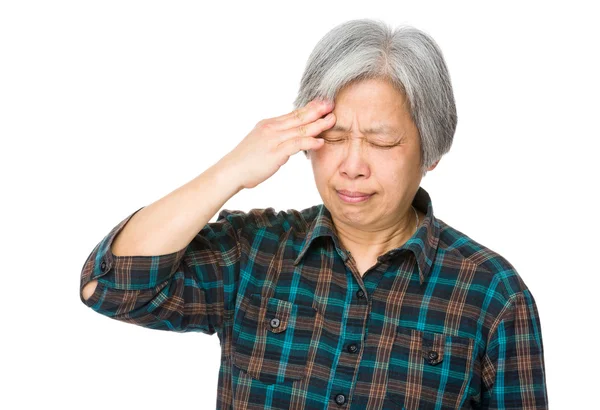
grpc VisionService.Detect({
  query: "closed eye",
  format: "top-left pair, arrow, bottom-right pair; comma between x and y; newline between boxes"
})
320,137 -> 397,149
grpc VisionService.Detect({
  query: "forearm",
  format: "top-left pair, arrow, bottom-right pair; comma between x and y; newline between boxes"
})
112,158 -> 244,256
82,158 -> 244,301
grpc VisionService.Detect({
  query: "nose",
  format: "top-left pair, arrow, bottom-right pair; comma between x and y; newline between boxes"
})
339,137 -> 371,179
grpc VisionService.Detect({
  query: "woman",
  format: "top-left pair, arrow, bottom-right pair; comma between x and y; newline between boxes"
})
81,18 -> 548,409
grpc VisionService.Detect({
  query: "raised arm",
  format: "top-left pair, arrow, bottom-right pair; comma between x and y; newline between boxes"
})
79,158 -> 247,333
80,97 -> 337,332
81,158 -> 243,302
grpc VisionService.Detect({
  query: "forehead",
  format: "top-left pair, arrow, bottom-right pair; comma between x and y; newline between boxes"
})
329,77 -> 412,133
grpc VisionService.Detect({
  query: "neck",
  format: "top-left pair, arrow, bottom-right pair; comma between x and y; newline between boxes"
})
333,205 -> 417,258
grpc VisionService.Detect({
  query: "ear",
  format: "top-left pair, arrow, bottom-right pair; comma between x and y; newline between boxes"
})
427,160 -> 440,171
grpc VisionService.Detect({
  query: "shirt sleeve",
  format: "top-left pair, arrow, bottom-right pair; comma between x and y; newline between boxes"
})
79,206 -> 252,334
480,288 -> 549,409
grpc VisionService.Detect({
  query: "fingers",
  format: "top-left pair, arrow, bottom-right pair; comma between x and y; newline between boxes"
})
278,111 -> 334,146
259,98 -> 336,157
276,108 -> 336,147
271,98 -> 335,130
286,98 -> 335,123
278,134 -> 326,158
260,99 -> 320,123
277,108 -> 335,156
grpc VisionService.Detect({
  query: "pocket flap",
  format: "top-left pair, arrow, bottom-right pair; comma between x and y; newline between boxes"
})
265,297 -> 293,333
389,326 -> 476,404
234,293 -> 318,384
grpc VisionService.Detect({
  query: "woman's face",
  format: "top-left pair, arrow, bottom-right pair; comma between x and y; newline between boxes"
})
308,77 -> 435,231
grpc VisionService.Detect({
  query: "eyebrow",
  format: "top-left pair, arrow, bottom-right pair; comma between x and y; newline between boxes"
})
329,124 -> 403,136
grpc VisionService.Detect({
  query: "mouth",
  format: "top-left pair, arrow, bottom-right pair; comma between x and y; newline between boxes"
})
336,190 -> 374,203
336,189 -> 373,197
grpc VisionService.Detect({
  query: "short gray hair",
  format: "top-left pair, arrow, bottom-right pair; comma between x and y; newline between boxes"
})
294,18 -> 457,177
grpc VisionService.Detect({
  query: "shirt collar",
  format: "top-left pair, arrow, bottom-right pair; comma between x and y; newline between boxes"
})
293,186 -> 440,286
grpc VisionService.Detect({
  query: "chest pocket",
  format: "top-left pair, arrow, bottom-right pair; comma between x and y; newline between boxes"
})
385,326 -> 475,409
233,293 -> 317,385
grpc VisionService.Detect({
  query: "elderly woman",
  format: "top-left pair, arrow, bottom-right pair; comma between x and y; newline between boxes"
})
80,19 -> 548,409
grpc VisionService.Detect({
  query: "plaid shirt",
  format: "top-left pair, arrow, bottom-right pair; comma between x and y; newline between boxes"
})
80,186 -> 548,409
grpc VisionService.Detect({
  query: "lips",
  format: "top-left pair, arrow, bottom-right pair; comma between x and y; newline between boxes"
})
337,190 -> 373,197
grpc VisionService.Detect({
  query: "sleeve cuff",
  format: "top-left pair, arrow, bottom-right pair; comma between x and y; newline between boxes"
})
79,206 -> 188,302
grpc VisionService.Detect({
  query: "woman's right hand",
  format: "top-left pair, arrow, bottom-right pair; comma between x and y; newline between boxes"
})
219,98 -> 336,189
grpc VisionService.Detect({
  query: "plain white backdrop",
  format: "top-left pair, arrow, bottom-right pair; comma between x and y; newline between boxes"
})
2,1 -> 598,408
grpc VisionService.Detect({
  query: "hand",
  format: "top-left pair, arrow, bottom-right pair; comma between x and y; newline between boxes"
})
219,98 -> 336,189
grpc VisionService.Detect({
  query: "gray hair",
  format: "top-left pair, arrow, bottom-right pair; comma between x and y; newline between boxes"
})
294,18 -> 457,177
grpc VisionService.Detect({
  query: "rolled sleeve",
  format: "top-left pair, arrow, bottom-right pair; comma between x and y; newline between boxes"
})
481,289 -> 549,409
80,207 -> 186,300
79,206 -> 252,334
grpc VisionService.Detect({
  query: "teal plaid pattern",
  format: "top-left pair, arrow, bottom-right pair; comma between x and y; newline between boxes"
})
80,186 -> 548,409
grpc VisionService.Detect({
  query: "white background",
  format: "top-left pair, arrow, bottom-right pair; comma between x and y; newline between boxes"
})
2,1 -> 598,409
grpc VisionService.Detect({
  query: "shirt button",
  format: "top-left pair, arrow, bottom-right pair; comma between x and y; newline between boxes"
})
427,350 -> 438,361
334,393 -> 346,405
347,343 -> 359,353
100,260 -> 108,273
356,289 -> 365,299
269,318 -> 280,329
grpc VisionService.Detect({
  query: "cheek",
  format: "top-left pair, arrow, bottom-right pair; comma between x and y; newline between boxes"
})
376,161 -> 408,187
311,160 -> 331,185
312,153 -> 334,171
